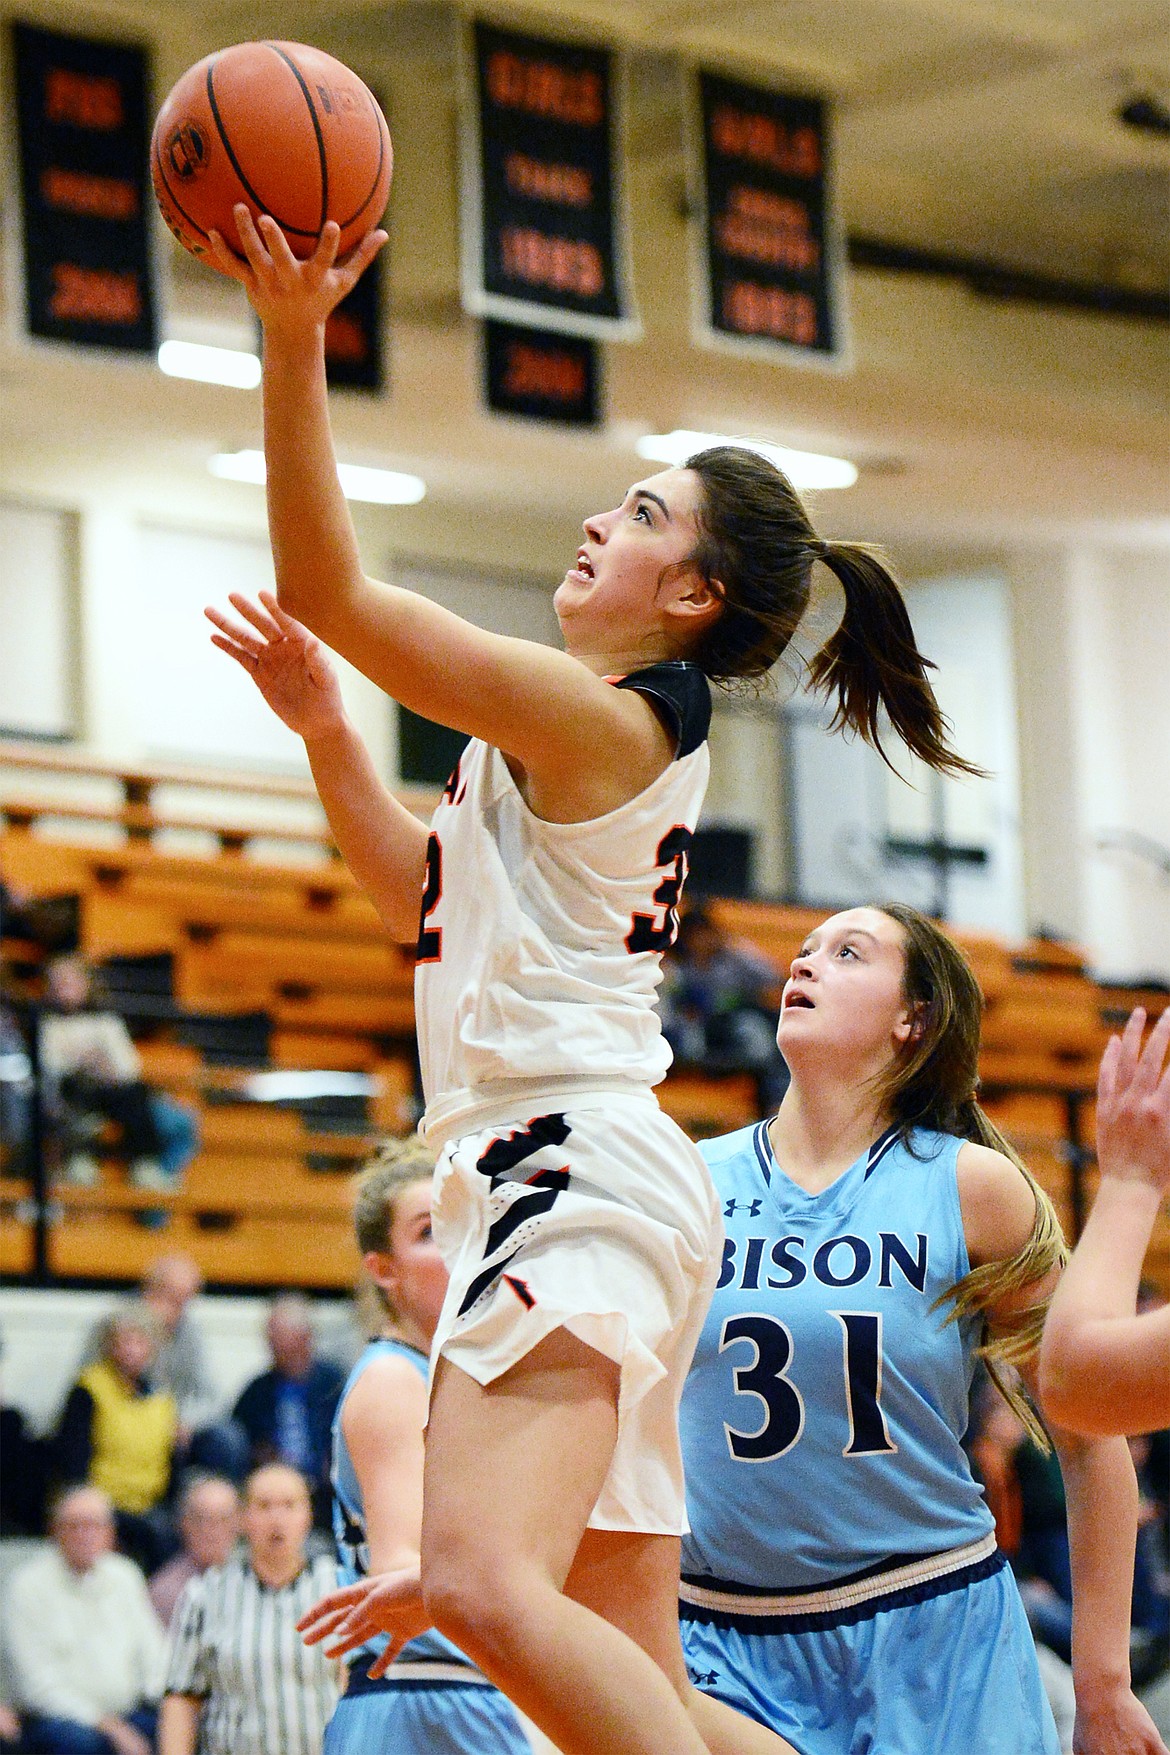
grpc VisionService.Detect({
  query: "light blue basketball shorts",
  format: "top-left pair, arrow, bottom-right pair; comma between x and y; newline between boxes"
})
324,1673 -> 532,1755
680,1551 -> 1061,1755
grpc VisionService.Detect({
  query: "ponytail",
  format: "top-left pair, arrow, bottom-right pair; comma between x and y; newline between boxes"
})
810,542 -> 984,779
931,1100 -> 1067,1451
873,902 -> 1069,1450
682,447 -> 982,779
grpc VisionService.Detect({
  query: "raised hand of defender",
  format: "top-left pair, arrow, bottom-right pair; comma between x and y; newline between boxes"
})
1096,1005 -> 1170,1196
206,590 -> 346,740
297,1566 -> 430,1679
206,205 -> 386,330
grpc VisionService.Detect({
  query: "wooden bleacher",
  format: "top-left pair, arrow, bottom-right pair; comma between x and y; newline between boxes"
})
3,742 -> 1168,1294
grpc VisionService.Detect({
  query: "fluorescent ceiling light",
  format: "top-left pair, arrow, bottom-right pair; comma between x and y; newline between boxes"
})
159,339 -> 261,389
208,449 -> 426,505
635,430 -> 858,491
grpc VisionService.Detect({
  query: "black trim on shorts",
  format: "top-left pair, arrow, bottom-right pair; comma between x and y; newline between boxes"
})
615,662 -> 711,759
679,1547 -> 1007,1635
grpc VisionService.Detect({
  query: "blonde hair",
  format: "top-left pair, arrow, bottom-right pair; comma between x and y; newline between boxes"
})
352,1136 -> 437,1324
876,904 -> 1068,1449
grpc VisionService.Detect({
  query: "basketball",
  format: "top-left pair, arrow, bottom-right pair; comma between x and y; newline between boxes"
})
151,41 -> 392,266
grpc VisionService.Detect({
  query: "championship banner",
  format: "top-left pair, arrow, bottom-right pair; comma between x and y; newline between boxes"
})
691,69 -> 847,367
461,20 -> 638,339
12,21 -> 157,353
483,318 -> 600,426
324,255 -> 383,391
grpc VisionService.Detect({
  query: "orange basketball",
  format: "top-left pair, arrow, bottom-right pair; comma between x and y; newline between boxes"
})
151,41 -> 391,266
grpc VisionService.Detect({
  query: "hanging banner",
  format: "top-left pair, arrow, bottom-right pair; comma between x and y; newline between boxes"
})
12,21 -> 157,354
324,254 -> 383,391
691,69 -> 847,367
324,82 -> 386,393
461,19 -> 638,340
483,319 -> 600,426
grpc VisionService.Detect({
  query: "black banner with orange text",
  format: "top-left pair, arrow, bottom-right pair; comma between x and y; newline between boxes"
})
693,70 -> 846,366
483,319 -> 599,425
13,22 -> 157,353
462,20 -> 637,339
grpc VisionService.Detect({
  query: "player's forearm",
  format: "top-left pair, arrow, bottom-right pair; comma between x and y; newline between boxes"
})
1057,1430 -> 1137,1692
304,720 -> 427,942
261,325 -> 365,627
1039,1177 -> 1161,1421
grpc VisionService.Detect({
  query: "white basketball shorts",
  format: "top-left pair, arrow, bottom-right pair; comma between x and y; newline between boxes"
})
425,1085 -> 724,1536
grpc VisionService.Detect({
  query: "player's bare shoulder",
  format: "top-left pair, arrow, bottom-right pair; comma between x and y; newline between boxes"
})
955,1141 -> 1038,1267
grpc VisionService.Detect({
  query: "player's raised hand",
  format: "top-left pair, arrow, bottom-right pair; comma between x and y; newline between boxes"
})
1096,1005 -> 1170,1196
297,1566 -> 430,1677
206,589 -> 347,740
206,206 -> 386,330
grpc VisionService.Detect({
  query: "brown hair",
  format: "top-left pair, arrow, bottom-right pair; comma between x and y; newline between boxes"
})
681,446 -> 982,779
352,1135 -> 436,1322
875,902 -> 1067,1446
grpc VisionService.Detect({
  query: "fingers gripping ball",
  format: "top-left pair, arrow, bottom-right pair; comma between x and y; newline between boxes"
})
151,41 -> 391,265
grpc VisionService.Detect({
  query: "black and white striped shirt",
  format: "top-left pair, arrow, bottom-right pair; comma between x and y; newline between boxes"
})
165,1550 -> 339,1755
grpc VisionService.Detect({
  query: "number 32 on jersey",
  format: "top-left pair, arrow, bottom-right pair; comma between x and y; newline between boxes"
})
417,825 -> 695,963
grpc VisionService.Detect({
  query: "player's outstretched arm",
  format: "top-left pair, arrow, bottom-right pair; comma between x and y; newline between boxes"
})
207,591 -> 427,942
207,208 -> 682,812
1039,1006 -> 1170,1438
962,1147 -> 1168,1755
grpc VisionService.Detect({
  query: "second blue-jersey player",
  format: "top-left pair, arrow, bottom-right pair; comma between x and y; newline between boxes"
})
678,904 -> 1165,1755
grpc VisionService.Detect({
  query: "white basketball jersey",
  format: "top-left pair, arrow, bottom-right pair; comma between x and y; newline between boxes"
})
415,663 -> 711,1138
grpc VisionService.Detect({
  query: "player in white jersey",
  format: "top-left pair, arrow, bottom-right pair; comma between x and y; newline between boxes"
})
207,205 -> 979,1755
678,904 -> 1164,1755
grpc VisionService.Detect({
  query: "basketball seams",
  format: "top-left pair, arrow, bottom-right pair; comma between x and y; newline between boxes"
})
203,49 -> 320,240
333,90 -> 388,232
266,43 -> 329,238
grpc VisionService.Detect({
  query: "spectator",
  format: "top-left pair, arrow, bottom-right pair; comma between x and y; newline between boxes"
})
4,1483 -> 167,1754
159,1463 -> 338,1755
231,1296 -> 344,1525
39,954 -> 198,1192
56,1299 -> 179,1573
0,1329 -> 50,1536
0,1002 -> 34,1178
149,1475 -> 241,1630
82,1254 -> 249,1481
0,1704 -> 18,1750
658,902 -> 789,1109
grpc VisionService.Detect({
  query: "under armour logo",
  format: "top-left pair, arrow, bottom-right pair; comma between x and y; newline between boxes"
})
724,1198 -> 762,1218
689,1668 -> 720,1689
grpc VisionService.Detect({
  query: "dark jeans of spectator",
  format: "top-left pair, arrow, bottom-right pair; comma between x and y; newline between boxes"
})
59,1074 -> 164,1161
20,1703 -> 157,1752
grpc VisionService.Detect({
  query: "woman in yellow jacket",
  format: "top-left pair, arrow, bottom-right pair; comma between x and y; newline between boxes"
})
56,1300 -> 179,1572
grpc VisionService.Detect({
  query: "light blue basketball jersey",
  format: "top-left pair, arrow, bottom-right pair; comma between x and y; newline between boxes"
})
332,1338 -> 473,1671
680,1122 -> 995,1591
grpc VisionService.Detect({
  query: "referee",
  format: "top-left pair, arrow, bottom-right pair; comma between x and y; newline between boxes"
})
158,1463 -> 338,1755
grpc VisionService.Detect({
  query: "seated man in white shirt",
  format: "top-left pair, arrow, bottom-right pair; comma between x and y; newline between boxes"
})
4,1484 -> 168,1754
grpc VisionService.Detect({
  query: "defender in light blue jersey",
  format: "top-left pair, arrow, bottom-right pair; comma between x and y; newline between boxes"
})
679,906 -> 1164,1755
319,1143 -> 530,1755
